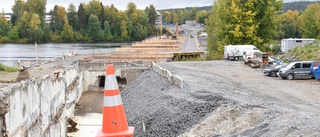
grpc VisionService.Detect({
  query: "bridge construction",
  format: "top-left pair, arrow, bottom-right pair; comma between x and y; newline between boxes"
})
85,35 -> 203,62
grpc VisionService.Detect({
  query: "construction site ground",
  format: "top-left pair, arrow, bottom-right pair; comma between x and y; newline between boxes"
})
70,60 -> 320,137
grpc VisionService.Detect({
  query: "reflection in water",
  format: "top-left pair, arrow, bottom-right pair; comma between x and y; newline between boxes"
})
0,43 -> 124,67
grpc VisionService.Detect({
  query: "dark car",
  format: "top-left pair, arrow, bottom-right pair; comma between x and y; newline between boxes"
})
278,61 -> 313,80
263,64 -> 287,77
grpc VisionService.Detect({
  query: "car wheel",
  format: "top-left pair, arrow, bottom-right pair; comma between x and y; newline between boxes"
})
234,57 -> 239,61
286,73 -> 294,80
271,71 -> 277,77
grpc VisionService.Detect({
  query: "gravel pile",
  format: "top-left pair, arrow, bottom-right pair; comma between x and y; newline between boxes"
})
121,71 -> 231,137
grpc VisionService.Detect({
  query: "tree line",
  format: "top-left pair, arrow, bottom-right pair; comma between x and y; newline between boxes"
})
159,8 -> 209,25
0,0 -> 159,43
205,0 -> 320,60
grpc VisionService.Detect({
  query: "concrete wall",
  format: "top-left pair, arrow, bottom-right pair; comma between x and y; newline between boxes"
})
152,62 -> 183,88
0,68 -> 83,137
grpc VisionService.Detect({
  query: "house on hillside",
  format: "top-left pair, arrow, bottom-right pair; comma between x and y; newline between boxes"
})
281,38 -> 315,52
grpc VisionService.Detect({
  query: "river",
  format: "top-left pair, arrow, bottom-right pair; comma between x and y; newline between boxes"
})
0,43 -> 124,67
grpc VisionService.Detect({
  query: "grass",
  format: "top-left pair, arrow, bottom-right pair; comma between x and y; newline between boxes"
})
0,64 -> 19,72
281,41 -> 320,61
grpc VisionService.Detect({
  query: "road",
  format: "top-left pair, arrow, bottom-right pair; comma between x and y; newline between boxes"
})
179,25 -> 204,52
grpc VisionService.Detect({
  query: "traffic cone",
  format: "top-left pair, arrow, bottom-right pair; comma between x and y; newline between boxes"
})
96,64 -> 134,137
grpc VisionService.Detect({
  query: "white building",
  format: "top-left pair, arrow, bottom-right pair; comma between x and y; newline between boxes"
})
45,15 -> 52,24
155,11 -> 162,26
185,20 -> 197,26
281,38 -> 315,52
5,15 -> 11,22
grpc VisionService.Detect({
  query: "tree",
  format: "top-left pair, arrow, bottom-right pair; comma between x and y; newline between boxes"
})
25,0 -> 47,24
195,10 -> 208,24
205,0 -> 282,59
120,20 -> 129,41
88,14 -> 103,41
0,11 -> 9,37
51,5 -> 67,32
164,11 -> 171,23
145,5 -> 157,26
67,3 -> 78,30
11,0 -> 25,25
87,0 -> 102,17
171,11 -> 178,24
61,19 -> 74,42
104,21 -> 113,40
27,13 -> 42,42
300,3 -> 320,38
280,10 -> 301,38
190,8 -> 197,20
100,2 -> 105,29
78,3 -> 88,32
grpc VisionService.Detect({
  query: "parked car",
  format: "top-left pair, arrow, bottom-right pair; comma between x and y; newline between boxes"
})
263,64 -> 287,77
278,61 -> 313,80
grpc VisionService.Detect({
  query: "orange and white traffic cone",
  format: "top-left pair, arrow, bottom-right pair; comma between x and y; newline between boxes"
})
96,64 -> 134,137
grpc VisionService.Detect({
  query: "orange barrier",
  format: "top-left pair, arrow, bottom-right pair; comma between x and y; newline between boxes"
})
96,64 -> 134,137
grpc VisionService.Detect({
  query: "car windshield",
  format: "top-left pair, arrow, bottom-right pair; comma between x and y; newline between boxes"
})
276,64 -> 288,68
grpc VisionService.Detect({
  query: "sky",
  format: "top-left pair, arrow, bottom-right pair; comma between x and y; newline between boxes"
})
0,0 -> 313,13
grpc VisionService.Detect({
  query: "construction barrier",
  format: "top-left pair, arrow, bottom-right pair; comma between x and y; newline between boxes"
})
96,64 -> 134,137
151,62 -> 183,89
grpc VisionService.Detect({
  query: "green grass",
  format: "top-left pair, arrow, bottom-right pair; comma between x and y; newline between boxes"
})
0,64 -> 19,72
281,41 -> 320,61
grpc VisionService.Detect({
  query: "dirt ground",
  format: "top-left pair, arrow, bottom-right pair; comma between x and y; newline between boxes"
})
72,60 -> 320,136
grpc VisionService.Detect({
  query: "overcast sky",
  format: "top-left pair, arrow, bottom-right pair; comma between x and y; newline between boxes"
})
0,0 -> 312,13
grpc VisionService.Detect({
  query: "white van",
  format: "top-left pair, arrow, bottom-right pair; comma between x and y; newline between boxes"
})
224,45 -> 260,61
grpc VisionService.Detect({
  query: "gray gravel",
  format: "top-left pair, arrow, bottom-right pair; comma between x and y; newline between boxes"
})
122,71 -> 231,136
121,60 -> 320,136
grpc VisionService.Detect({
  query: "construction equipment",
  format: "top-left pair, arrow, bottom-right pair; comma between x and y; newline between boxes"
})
160,23 -> 179,39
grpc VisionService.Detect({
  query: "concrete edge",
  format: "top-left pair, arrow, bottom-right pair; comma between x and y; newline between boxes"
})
151,62 -> 183,89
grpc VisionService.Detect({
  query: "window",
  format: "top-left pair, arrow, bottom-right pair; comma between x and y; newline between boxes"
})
294,63 -> 301,69
302,63 -> 312,68
296,40 -> 302,42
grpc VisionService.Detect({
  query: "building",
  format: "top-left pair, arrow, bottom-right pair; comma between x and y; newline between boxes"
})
281,38 -> 315,52
45,15 -> 52,25
185,20 -> 197,26
155,11 -> 162,26
5,15 -> 11,22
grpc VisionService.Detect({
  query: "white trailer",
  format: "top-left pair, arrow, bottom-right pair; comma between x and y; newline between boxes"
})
281,38 -> 315,52
224,45 -> 260,61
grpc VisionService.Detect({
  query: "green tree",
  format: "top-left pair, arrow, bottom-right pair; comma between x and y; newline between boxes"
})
190,8 -> 197,20
51,5 -> 67,32
88,14 -> 103,41
164,11 -> 171,23
100,2 -> 105,29
145,5 -> 157,26
105,4 -> 118,36
78,3 -> 88,32
67,3 -> 78,30
11,0 -> 25,25
87,0 -> 102,17
206,0 -> 282,59
281,10 -> 301,38
0,11 -> 9,36
196,10 -> 208,24
61,19 -> 74,42
27,13 -> 42,42
120,19 -> 129,41
104,21 -> 113,40
300,3 -> 320,38
25,0 -> 47,24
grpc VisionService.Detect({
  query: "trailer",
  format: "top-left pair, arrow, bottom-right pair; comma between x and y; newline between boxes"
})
224,45 -> 260,61
281,38 -> 315,52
